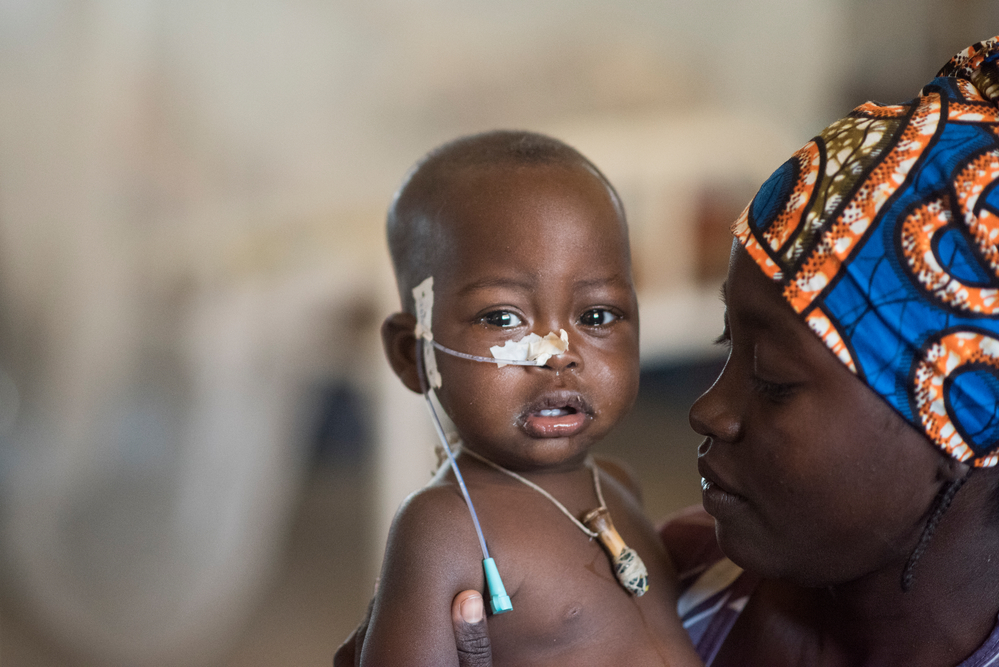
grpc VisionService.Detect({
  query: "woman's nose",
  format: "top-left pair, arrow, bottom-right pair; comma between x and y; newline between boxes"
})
688,363 -> 743,443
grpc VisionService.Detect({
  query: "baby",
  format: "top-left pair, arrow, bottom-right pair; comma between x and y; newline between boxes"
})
365,131 -> 698,666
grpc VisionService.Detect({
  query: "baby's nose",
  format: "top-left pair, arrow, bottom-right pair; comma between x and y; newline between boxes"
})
543,346 -> 581,372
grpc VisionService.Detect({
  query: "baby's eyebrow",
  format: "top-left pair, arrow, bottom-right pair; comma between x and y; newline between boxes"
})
457,274 -> 632,297
572,275 -> 631,290
457,276 -> 536,295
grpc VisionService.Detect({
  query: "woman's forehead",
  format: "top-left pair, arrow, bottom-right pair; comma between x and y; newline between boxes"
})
725,248 -> 830,362
726,248 -> 794,326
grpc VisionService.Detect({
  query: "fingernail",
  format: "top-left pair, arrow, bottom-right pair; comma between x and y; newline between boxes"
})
460,594 -> 484,623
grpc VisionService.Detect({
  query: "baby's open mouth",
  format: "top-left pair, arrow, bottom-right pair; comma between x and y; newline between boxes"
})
537,407 -> 576,417
521,394 -> 592,438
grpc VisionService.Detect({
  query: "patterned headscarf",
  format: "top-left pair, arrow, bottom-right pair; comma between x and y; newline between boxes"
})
734,37 -> 999,467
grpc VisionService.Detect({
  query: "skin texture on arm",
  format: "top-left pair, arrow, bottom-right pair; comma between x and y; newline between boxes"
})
358,484 -> 486,667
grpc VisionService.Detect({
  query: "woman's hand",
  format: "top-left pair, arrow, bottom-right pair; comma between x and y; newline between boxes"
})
450,590 -> 494,666
333,590 -> 493,667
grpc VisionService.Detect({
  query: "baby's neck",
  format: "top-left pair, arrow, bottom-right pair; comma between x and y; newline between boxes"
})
456,443 -> 592,476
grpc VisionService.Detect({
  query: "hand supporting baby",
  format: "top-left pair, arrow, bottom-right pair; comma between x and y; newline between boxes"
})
333,590 -> 493,667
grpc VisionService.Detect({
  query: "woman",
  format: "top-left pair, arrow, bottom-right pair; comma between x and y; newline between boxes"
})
337,37 -> 999,666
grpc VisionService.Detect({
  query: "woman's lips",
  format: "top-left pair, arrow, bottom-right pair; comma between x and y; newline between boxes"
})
519,392 -> 592,438
698,459 -> 747,515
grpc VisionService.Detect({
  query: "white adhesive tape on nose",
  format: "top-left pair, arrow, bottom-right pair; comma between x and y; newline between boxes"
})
490,330 -> 569,368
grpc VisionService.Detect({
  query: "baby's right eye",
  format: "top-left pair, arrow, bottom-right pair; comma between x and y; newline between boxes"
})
481,311 -> 523,328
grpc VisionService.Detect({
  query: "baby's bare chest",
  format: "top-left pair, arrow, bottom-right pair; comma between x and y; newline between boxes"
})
477,509 -> 676,666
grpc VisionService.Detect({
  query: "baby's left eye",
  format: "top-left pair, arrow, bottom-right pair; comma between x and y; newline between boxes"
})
579,309 -> 618,326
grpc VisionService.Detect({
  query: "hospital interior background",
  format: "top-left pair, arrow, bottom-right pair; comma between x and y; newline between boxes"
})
0,2 -> 992,664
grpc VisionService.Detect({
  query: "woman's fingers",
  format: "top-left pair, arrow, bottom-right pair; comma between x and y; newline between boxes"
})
333,594 -> 374,667
332,627 -> 358,667
451,590 -> 493,667
334,589 -> 493,666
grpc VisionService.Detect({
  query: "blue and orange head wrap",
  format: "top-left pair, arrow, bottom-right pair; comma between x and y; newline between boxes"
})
734,37 -> 999,467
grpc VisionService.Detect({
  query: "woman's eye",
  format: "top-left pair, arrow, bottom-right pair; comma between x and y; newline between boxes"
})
579,308 -> 618,326
713,313 -> 732,348
713,324 -> 732,348
481,311 -> 523,328
751,375 -> 797,402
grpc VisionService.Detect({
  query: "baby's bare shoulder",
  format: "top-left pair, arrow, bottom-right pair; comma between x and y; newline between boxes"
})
386,483 -> 482,569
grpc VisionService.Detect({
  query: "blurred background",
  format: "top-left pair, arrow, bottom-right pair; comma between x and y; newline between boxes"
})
0,1 -> 993,664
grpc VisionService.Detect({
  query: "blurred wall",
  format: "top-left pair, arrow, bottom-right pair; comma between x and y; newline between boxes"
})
0,0 -> 993,664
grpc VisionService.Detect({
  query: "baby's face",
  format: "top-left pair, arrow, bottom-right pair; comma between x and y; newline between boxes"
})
428,162 -> 639,471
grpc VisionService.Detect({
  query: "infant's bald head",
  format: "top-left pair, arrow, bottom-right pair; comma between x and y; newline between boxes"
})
387,130 -> 624,313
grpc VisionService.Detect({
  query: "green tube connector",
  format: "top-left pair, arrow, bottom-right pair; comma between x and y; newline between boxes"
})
482,558 -> 512,614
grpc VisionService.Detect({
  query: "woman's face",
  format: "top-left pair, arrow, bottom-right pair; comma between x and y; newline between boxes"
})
689,244 -> 947,587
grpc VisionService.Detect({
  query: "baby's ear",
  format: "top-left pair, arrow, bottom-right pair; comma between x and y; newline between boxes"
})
381,312 -> 423,394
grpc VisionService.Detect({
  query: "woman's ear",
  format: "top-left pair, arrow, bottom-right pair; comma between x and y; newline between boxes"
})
381,312 -> 423,394
938,455 -> 972,483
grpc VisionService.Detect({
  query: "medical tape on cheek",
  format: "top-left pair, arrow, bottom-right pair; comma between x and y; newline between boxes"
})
412,276 -> 442,389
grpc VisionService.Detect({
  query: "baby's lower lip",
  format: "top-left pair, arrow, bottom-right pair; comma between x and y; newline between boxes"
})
521,408 -> 588,438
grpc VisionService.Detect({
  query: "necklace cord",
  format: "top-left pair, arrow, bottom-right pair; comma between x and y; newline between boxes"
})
460,447 -> 606,540
901,466 -> 974,592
